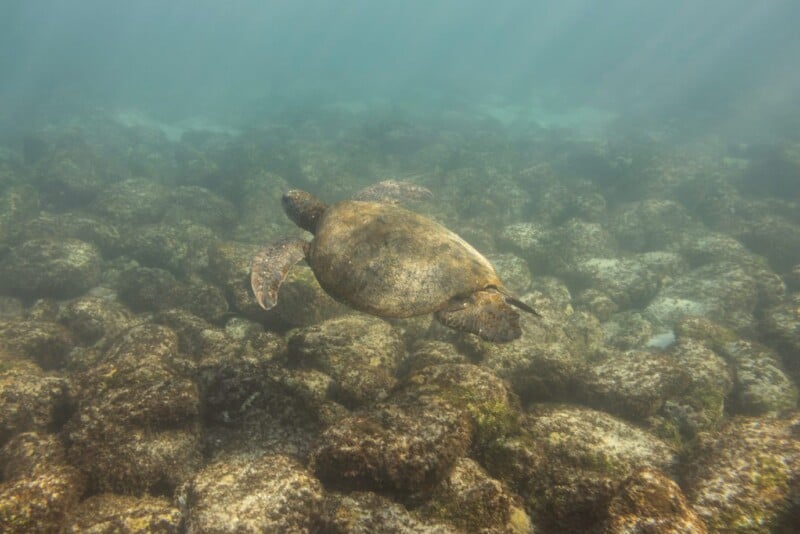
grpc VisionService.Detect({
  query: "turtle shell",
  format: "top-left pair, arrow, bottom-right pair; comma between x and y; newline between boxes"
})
308,200 -> 502,318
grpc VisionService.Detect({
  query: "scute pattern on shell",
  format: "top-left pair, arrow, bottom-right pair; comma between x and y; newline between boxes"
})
309,200 -> 502,318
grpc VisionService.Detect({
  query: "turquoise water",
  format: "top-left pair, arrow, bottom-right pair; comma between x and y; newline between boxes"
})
1,2 -> 799,532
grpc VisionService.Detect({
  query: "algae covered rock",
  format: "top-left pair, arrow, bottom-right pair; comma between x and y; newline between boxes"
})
645,261 -> 766,334
319,491 -> 458,533
419,457 -> 532,534
0,319 -> 75,369
17,212 -> 121,255
0,238 -> 102,299
58,295 -> 135,347
65,493 -> 181,533
179,453 -> 324,533
686,413 -> 800,532
0,432 -> 85,533
483,404 -> 677,533
602,467 -> 708,533
273,264 -> 350,326
566,255 -> 661,310
0,358 -> 69,447
288,315 -> 405,407
119,221 -> 216,275
90,178 -> 171,226
610,199 -> 697,252
65,324 -> 202,494
310,395 -> 472,493
763,292 -> 800,380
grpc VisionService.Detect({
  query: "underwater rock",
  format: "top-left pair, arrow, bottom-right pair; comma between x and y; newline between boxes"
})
116,266 -> 184,312
566,256 -> 661,311
736,213 -> 800,272
232,170 -> 292,244
0,185 -> 39,244
582,339 -> 732,438
206,241 -> 266,316
116,266 -> 229,321
311,395 -> 472,493
319,491 -> 458,533
601,312 -> 655,350
398,340 -> 468,377
574,288 -> 618,322
645,261 -> 769,335
311,361 -> 517,495
656,339 -> 733,438
686,413 -> 800,532
33,134 -> 109,208
762,292 -> 800,381
499,222 -> 549,268
0,358 -> 69,447
58,295 -> 135,347
273,264 -> 350,327
64,493 -> 181,533
90,178 -> 171,226
717,339 -> 798,416
65,324 -> 202,494
119,221 -> 216,275
482,404 -> 677,533
602,467 -> 708,533
0,319 -> 75,369
487,252 -> 532,295
610,199 -> 697,252
163,185 -> 237,232
581,349 -> 685,421
673,230 -> 754,268
0,238 -> 103,299
178,453 -> 324,533
169,310 -> 288,421
172,143 -> 221,188
288,315 -> 405,407
468,307 -> 597,405
16,212 -> 121,255
546,219 -> 618,275
419,457 -> 532,534
401,362 -> 519,448
0,432 -> 85,533
787,264 -> 800,291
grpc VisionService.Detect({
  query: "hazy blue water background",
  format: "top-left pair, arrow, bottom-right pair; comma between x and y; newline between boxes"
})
2,0 -> 800,139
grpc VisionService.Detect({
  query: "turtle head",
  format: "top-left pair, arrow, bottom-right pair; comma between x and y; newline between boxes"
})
282,190 -> 327,234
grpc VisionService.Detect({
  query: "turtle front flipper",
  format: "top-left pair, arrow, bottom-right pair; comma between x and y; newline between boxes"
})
250,237 -> 308,310
435,290 -> 522,342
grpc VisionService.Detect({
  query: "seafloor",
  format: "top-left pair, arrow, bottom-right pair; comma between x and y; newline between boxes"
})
0,105 -> 799,532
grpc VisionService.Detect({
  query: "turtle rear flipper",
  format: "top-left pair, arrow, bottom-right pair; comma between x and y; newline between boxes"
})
250,237 -> 308,310
435,290 -> 522,342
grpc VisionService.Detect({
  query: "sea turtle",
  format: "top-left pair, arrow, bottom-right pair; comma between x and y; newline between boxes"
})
250,181 -> 538,342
